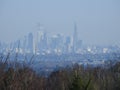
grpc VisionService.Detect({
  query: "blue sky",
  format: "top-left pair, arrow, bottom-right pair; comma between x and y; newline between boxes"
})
0,0 -> 120,45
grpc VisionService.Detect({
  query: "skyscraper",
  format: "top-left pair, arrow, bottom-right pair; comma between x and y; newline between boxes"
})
64,36 -> 71,53
73,23 -> 78,52
27,33 -> 33,53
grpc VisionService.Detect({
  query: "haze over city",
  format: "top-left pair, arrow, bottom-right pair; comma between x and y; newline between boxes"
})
1,1 -> 120,90
0,0 -> 120,45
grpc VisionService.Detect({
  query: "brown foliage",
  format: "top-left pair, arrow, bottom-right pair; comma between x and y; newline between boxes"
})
0,53 -> 120,90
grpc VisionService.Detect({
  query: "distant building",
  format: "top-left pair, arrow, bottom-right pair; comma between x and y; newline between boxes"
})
36,30 -> 48,53
27,33 -> 33,53
50,34 -> 63,53
73,23 -> 78,52
64,36 -> 72,53
23,36 -> 27,53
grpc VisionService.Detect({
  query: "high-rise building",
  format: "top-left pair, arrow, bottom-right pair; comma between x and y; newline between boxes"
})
27,33 -> 33,53
23,36 -> 27,52
64,36 -> 71,53
50,34 -> 63,53
36,30 -> 48,53
73,23 -> 78,52
41,32 -> 48,50
35,24 -> 48,53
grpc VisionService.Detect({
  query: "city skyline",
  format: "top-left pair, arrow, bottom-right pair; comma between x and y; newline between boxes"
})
0,23 -> 119,55
0,0 -> 120,45
0,22 -> 119,47
0,24 -> 83,54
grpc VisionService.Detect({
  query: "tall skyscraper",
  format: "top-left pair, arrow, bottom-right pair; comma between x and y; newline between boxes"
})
73,23 -> 78,52
36,30 -> 47,53
34,24 -> 43,53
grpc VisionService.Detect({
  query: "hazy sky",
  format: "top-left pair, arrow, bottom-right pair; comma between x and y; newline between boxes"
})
0,0 -> 120,45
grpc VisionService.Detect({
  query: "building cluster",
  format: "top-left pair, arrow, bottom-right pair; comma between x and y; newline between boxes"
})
0,24 -> 120,55
0,24 -> 82,55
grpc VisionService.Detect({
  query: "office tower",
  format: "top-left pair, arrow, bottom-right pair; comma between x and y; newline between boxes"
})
27,33 -> 33,53
23,36 -> 27,53
37,30 -> 43,51
41,32 -> 48,51
36,30 -> 48,53
50,35 -> 59,50
73,23 -> 78,52
37,30 -> 44,43
50,34 -> 63,53
36,24 -> 48,53
64,36 -> 71,53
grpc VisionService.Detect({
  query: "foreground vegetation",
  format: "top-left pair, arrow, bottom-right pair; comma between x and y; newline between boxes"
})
0,54 -> 120,90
